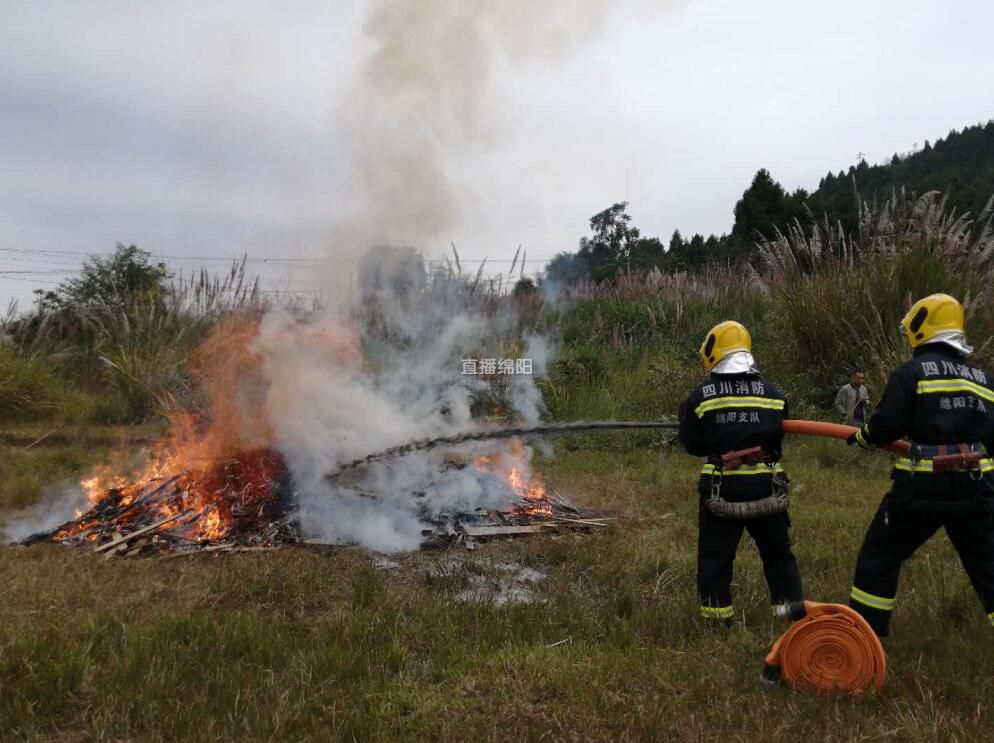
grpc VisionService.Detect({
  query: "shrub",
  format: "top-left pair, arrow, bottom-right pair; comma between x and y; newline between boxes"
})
0,347 -> 91,421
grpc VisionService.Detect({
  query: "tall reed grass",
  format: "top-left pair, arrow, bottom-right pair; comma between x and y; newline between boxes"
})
538,189 -> 994,423
759,190 -> 994,389
4,190 -> 992,424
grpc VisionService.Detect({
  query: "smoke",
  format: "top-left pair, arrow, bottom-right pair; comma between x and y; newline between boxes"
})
269,2 -> 656,549
254,268 -> 550,551
4,3 -> 657,550
2,484 -> 87,543
331,0 -> 660,265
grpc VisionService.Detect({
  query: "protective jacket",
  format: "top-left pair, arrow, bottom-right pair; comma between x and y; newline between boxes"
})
679,372 -> 789,498
853,344 -> 994,498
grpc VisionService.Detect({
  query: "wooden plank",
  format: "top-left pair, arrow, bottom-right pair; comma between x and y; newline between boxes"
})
550,489 -> 580,513
93,510 -> 192,553
101,544 -> 126,561
462,524 -> 553,537
548,516 -> 611,527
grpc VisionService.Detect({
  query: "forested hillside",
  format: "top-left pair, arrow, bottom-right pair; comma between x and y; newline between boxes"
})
546,120 -> 994,282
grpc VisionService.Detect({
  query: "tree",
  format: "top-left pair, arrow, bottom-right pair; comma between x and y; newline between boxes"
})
544,251 -> 590,287
731,169 -> 803,244
627,237 -> 664,272
35,243 -> 170,315
512,277 -> 538,299
577,202 -> 642,281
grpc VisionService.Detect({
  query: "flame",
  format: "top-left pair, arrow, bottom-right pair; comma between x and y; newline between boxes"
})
55,446 -> 287,545
48,315 -> 292,546
472,437 -> 552,517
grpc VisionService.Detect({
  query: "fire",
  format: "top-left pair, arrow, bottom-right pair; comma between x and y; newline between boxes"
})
26,309 -> 585,555
44,314 -> 296,548
472,438 -> 552,517
52,446 -> 288,547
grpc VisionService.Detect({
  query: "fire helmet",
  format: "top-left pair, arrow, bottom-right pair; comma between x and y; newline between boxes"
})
700,321 -> 752,371
900,293 -> 965,348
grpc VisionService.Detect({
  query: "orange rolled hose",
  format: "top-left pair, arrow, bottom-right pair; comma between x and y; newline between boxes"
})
762,601 -> 886,695
782,420 -> 909,456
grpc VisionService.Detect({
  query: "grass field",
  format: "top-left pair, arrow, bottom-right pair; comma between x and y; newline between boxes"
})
2,430 -> 993,741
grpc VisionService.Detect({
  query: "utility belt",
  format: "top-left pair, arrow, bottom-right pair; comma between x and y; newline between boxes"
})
702,446 -> 789,519
889,441 -> 994,518
896,442 -> 992,478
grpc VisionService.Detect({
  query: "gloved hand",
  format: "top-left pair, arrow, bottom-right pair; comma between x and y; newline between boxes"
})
847,430 -> 873,450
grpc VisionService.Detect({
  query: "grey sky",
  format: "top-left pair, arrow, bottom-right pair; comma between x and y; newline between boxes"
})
2,0 -> 993,305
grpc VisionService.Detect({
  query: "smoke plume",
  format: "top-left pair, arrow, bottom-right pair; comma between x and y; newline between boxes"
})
333,0 -> 657,259
268,2 -> 657,549
255,279 -> 550,551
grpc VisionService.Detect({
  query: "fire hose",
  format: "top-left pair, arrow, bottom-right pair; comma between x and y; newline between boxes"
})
328,418 -> 908,479
328,420 -> 682,478
782,419 -> 909,456
763,601 -> 887,695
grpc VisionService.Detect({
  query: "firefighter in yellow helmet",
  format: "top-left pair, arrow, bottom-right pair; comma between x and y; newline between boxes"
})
847,293 -> 994,637
678,321 -> 804,625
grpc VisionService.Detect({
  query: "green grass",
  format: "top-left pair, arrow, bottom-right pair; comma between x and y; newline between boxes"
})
0,346 -> 96,423
2,432 -> 993,740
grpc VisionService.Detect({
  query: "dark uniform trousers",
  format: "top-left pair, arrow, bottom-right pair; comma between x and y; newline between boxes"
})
698,495 -> 804,615
851,487 -> 994,636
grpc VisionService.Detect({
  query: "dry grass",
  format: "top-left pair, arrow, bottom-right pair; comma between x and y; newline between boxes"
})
1,432 -> 993,740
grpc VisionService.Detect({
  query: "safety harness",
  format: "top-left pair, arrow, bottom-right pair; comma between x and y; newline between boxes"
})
900,442 -> 989,475
704,446 -> 789,518
892,442 -> 993,517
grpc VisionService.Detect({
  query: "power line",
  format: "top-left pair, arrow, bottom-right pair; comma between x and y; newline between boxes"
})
0,275 -> 62,285
0,255 -> 81,267
0,270 -> 76,275
423,258 -> 549,263
0,246 -> 556,265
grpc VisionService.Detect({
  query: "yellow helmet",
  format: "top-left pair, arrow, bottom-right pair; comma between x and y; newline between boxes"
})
901,293 -> 965,348
700,321 -> 752,371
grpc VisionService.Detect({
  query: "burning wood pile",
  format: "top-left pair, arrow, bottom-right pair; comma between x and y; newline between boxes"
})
421,486 -> 613,549
420,445 -> 614,549
21,433 -> 609,556
22,447 -> 295,557
14,313 -> 615,557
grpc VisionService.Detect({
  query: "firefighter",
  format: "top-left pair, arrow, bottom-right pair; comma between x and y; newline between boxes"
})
679,321 -> 804,625
847,293 -> 994,637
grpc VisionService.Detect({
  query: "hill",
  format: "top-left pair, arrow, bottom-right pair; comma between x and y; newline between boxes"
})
547,120 -> 994,281
807,119 -> 994,233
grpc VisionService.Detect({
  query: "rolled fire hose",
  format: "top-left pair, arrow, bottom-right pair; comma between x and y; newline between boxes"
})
762,600 -> 887,695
